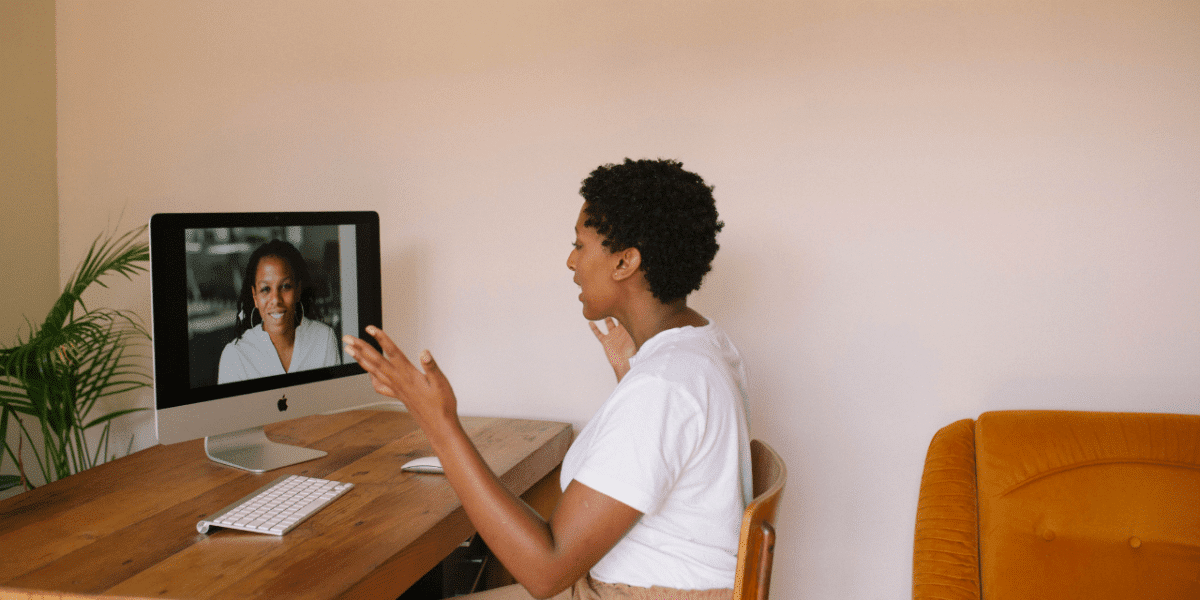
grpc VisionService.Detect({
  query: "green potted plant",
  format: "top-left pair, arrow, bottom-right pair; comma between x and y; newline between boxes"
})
0,225 -> 150,492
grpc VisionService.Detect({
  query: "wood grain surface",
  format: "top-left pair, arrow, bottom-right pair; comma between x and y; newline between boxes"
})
0,410 -> 571,600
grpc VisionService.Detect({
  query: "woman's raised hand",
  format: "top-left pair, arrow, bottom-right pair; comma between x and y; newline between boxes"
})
589,317 -> 635,382
342,326 -> 456,425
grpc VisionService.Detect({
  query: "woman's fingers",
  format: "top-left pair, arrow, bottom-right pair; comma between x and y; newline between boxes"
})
346,338 -> 388,374
588,317 -> 619,340
344,333 -> 404,390
418,349 -> 451,388
364,326 -> 413,367
347,328 -> 413,375
343,333 -> 377,357
368,373 -> 396,397
368,327 -> 447,389
344,329 -> 458,423
347,327 -> 442,391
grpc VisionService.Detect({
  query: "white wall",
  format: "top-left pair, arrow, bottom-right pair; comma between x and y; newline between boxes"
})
56,1 -> 1200,598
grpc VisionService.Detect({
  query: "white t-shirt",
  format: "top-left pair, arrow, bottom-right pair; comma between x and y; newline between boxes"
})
217,318 -> 340,384
561,322 -> 752,591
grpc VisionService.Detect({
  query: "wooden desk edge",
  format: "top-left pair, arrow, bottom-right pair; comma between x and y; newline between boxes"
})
0,414 -> 573,600
338,420 -> 572,600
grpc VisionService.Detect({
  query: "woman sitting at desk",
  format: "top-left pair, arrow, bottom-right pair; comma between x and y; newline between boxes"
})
218,239 -> 340,384
343,159 -> 750,600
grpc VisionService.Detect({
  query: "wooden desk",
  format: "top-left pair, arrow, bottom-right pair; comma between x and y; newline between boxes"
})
0,410 -> 571,600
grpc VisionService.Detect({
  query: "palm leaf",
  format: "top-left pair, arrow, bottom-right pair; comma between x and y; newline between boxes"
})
0,406 -> 13,491
83,407 -> 146,430
0,225 -> 150,490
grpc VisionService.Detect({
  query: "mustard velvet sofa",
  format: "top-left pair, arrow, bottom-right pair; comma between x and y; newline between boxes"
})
913,410 -> 1200,600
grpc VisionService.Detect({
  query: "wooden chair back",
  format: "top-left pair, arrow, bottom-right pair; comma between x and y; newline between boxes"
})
732,439 -> 788,600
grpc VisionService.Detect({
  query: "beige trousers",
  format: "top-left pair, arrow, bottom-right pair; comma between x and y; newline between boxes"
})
460,575 -> 733,600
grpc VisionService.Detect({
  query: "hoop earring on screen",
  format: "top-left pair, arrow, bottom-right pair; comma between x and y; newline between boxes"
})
250,307 -> 262,328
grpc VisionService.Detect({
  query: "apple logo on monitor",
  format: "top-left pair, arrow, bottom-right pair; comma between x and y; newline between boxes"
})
277,396 -> 288,412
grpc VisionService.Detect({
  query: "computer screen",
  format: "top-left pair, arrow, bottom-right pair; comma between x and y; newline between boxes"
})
150,211 -> 383,472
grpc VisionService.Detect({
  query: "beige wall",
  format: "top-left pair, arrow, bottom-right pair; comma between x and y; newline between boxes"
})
1,0 -> 58,501
55,1 -> 1200,598
2,0 -> 59,344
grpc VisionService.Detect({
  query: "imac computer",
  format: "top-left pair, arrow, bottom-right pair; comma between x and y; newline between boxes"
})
150,211 -> 383,472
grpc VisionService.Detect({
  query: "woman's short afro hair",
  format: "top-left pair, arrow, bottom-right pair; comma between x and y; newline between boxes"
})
580,158 -> 724,303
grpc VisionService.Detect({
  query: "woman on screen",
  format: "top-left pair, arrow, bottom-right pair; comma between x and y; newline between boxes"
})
218,239 -> 340,384
343,159 -> 749,600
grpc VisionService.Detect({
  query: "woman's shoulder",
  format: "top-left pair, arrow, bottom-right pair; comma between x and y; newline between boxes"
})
637,323 -> 733,368
297,318 -> 338,344
299,317 -> 335,333
225,324 -> 264,348
626,324 -> 745,403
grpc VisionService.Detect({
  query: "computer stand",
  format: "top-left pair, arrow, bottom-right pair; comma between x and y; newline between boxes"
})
204,425 -> 327,472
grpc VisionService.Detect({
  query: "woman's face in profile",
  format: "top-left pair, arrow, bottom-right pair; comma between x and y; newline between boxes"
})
253,255 -> 299,336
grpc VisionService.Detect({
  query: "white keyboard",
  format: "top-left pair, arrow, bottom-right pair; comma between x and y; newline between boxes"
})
197,474 -> 354,536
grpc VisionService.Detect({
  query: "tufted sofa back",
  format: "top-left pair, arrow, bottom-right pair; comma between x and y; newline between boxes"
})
914,410 -> 1200,600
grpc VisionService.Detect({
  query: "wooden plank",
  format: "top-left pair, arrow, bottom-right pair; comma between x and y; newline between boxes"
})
105,426 -> 454,599
190,418 -> 567,600
0,444 -> 240,584
0,410 -> 405,593
337,421 -> 572,600
0,586 -> 156,599
0,411 -> 569,600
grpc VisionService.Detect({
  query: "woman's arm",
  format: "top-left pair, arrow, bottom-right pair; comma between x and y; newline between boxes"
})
343,327 -> 641,599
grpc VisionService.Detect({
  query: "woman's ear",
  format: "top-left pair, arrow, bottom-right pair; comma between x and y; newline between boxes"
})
612,247 -> 641,282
